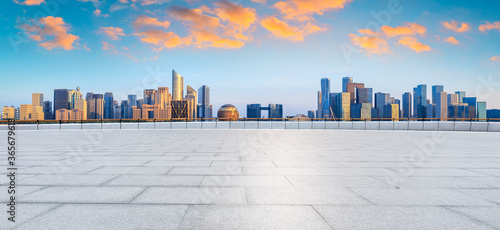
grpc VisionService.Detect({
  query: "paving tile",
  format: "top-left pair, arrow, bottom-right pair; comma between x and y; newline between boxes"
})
350,188 -> 496,206
105,175 -> 203,186
15,204 -> 188,230
87,166 -> 171,175
179,205 -> 332,230
132,187 -> 247,204
169,167 -> 242,175
20,186 -> 145,203
287,175 -> 392,188
448,207 -> 500,229
246,187 -> 371,205
19,175 -> 116,186
201,176 -> 293,187
0,203 -> 60,229
314,206 -> 492,230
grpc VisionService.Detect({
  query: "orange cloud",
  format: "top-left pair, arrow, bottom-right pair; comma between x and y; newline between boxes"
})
381,22 -> 426,37
398,36 -> 431,53
133,16 -> 171,29
349,33 -> 390,55
491,56 -> 500,62
102,41 -> 114,50
133,29 -> 192,49
18,16 -> 79,50
13,0 -> 45,5
251,0 -> 266,3
261,16 -> 322,41
273,0 -> 353,21
98,27 -> 125,40
214,1 -> 257,30
442,20 -> 470,33
479,21 -> 500,33
445,36 -> 459,45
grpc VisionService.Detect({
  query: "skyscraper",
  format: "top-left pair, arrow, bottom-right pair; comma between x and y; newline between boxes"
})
402,92 -> 412,119
342,76 -> 353,93
320,78 -> 331,118
43,101 -> 53,120
375,92 -> 389,118
86,93 -> 95,119
356,88 -> 373,104
316,91 -> 322,118
32,93 -> 43,107
308,110 -> 315,119
113,101 -> 121,119
172,70 -> 184,101
247,104 -> 261,119
463,97 -> 477,117
334,92 -> 350,119
435,92 -> 448,120
185,85 -> 197,119
198,85 -> 212,119
144,89 -> 156,105
455,91 -> 466,103
104,92 -> 114,119
346,82 -> 365,104
54,89 -> 69,112
75,99 -> 87,120
93,94 -> 104,119
68,87 -> 83,109
127,95 -> 138,119
432,85 -> 444,104
413,84 -> 427,118
477,102 -> 487,120
157,87 -> 171,109
268,104 -> 283,118
448,94 -> 459,105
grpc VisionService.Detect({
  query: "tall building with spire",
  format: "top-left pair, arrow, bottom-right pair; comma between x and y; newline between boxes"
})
172,70 -> 184,101
68,87 -> 83,109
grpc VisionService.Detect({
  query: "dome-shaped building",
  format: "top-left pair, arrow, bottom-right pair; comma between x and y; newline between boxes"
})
217,104 -> 239,121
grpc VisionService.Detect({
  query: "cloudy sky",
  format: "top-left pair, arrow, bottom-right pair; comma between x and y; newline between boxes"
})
1,0 -> 500,116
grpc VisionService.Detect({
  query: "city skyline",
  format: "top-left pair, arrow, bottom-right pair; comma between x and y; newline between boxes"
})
2,70 -> 500,120
1,1 -> 500,115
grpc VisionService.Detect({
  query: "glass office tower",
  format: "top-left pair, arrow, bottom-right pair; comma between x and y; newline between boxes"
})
432,85 -> 444,104
54,89 -> 69,112
413,84 -> 427,118
402,92 -> 412,119
321,78 -> 331,118
104,92 -> 114,119
172,70 -> 184,101
342,76 -> 353,93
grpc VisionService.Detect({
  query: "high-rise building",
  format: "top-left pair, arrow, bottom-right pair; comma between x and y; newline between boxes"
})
436,92 -> 448,120
402,92 -> 412,119
86,93 -> 95,119
247,104 -> 261,119
157,87 -> 171,109
317,91 -> 322,118
55,109 -> 84,120
74,99 -> 87,120
185,85 -> 197,119
86,94 -> 104,119
448,94 -> 459,105
113,101 -> 121,119
463,97 -> 477,118
351,103 -> 371,119
68,87 -> 83,109
308,110 -> 315,119
104,92 -> 114,119
487,109 -> 500,119
477,102 -> 487,120
43,101 -> 53,120
128,95 -> 138,119
320,78 -> 331,118
268,104 -> 283,118
356,88 -> 373,104
54,89 -> 69,112
334,92 -> 350,119
198,85 -> 212,119
14,107 -> 20,120
384,104 -> 400,120
171,100 -> 190,119
455,91 -> 466,103
427,104 -> 436,119
413,84 -> 427,118
342,76 -> 353,93
2,106 -> 16,120
144,89 -> 156,105
172,70 -> 184,101
121,100 -> 129,119
432,85 -> 444,104
32,93 -> 43,107
20,104 -> 33,120
375,92 -> 389,118
346,82 -> 365,104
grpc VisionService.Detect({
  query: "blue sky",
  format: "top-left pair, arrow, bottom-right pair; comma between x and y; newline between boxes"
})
1,0 -> 500,116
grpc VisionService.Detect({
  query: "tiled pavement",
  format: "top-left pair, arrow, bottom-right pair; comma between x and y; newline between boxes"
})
1,129 -> 500,229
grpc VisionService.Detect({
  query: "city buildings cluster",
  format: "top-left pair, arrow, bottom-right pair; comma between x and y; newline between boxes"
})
2,74 -> 500,121
311,77 -> 500,120
1,70 -> 214,121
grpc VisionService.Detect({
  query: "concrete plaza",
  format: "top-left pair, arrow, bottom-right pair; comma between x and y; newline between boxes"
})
1,129 -> 500,229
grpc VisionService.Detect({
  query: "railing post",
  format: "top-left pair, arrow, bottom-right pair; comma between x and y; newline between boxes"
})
119,119 -> 122,129
101,119 -> 103,129
37,120 -> 39,130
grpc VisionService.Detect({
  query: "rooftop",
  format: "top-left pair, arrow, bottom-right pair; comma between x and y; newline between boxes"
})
1,129 -> 500,229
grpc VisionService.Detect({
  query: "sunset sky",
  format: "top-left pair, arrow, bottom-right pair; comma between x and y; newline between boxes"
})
1,0 -> 500,116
